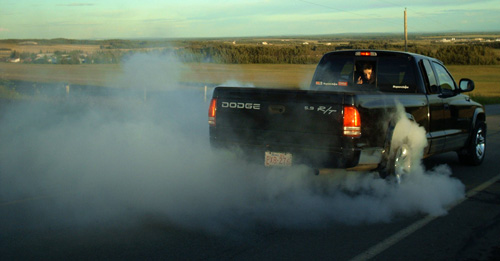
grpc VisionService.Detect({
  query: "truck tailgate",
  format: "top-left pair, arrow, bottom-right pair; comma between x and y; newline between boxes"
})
211,87 -> 347,149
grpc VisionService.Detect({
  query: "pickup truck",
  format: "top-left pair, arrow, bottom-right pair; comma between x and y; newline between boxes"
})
208,50 -> 486,182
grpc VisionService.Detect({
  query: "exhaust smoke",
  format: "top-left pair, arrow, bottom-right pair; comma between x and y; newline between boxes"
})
0,52 -> 465,235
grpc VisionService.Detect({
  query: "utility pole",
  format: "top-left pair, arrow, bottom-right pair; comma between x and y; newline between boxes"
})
404,8 -> 408,52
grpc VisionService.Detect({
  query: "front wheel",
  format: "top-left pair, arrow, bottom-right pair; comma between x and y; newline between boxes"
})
458,121 -> 486,166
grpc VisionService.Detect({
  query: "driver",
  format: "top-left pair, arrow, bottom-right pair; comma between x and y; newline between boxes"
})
357,63 -> 375,85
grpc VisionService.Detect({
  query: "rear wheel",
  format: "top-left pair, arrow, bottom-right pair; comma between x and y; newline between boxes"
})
458,121 -> 486,165
378,117 -> 422,184
379,141 -> 413,184
391,144 -> 412,184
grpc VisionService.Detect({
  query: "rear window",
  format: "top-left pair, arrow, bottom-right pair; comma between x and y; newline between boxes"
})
311,54 -> 417,93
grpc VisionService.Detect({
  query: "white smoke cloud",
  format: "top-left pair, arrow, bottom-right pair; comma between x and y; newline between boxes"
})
219,79 -> 255,88
0,52 -> 465,235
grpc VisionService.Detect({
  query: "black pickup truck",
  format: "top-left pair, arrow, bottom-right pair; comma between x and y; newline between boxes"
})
208,50 -> 486,182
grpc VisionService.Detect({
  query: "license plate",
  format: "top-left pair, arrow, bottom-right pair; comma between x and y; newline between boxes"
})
265,151 -> 293,167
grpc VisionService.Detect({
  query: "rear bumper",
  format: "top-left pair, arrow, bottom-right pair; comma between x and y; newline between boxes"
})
210,138 -> 383,170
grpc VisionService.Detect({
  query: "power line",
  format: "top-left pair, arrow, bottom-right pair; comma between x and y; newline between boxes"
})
375,0 -> 456,32
296,0 -> 402,29
297,0 -> 360,16
297,0 -> 456,33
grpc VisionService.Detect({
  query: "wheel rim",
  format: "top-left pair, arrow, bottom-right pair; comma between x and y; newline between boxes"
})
475,127 -> 485,160
393,144 -> 412,184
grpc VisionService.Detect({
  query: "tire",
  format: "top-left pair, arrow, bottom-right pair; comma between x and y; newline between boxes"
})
378,115 -> 424,184
389,143 -> 412,184
379,141 -> 413,184
458,121 -> 486,166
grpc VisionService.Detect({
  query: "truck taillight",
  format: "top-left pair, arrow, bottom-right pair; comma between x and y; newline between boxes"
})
208,98 -> 217,126
343,106 -> 361,137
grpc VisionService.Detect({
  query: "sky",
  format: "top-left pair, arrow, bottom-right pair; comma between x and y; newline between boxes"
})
1,0 -> 499,39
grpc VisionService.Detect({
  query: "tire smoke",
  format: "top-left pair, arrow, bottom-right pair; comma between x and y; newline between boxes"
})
0,53 -> 465,235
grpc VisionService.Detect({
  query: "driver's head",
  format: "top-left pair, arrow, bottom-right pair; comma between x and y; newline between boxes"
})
362,63 -> 373,80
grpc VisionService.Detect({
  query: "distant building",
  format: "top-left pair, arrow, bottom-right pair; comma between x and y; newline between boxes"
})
19,41 -> 38,45
36,53 -> 54,59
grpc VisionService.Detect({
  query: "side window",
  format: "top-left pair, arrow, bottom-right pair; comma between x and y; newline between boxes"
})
422,59 -> 438,94
433,62 -> 456,94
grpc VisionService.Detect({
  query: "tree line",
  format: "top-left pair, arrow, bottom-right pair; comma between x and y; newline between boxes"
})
6,41 -> 500,65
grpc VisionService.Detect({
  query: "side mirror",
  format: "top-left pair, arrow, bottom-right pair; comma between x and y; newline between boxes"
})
430,84 -> 440,93
459,78 -> 475,92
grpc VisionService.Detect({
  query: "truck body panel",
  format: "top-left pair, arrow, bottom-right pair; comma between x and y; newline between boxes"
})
209,50 -> 486,172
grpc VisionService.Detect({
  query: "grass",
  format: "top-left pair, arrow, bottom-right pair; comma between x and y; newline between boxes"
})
0,85 -> 22,99
468,94 -> 500,105
184,63 -> 316,88
0,63 -> 123,87
447,65 -> 500,98
0,63 -> 498,103
0,63 -> 317,89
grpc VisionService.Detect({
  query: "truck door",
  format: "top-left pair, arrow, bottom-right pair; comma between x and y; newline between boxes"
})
432,62 -> 471,151
421,59 -> 446,154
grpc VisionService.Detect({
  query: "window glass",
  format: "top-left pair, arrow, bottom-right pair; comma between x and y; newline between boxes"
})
354,61 -> 376,85
312,56 -> 354,88
376,57 -> 416,93
422,59 -> 438,93
311,54 -> 417,93
433,62 -> 456,93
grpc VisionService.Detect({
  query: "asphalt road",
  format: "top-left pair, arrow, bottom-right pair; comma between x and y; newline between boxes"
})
1,102 -> 499,261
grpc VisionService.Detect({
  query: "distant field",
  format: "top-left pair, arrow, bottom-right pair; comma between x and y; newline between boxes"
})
0,63 -> 498,97
0,63 -> 316,89
0,43 -> 163,60
186,63 -> 316,88
0,63 -> 123,87
0,43 -> 102,53
447,65 -> 500,97
0,44 -> 103,60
